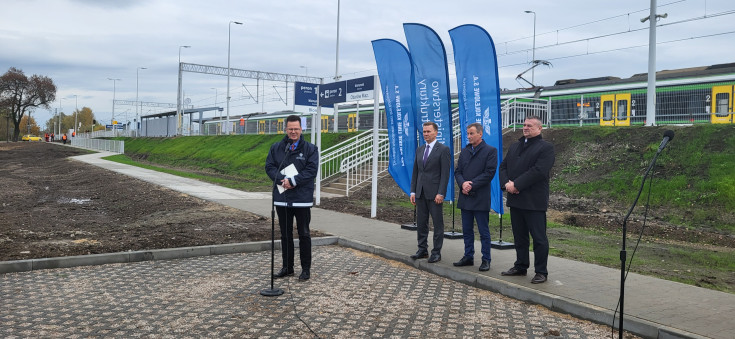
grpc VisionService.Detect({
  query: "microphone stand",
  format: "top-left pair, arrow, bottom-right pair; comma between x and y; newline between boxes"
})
617,145 -> 664,337
261,143 -> 291,297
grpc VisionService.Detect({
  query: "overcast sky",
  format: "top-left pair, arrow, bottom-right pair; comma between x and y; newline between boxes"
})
2,0 -> 734,126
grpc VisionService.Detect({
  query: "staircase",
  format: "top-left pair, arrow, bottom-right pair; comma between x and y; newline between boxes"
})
320,129 -> 390,196
321,160 -> 390,195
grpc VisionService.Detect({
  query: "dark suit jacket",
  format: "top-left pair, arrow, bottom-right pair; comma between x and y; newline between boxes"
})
411,141 -> 451,199
499,134 -> 555,211
454,140 -> 497,211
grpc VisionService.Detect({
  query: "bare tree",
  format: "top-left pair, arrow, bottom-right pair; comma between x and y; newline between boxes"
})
0,67 -> 56,141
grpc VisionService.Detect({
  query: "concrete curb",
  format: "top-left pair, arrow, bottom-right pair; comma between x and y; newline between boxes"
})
0,236 -> 339,274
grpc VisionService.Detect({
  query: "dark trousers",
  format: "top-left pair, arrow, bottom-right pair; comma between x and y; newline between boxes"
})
510,207 -> 548,275
275,206 -> 312,270
416,193 -> 444,255
461,209 -> 491,261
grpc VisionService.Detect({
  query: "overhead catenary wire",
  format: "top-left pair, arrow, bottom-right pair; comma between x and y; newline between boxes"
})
190,1 -> 735,115
338,2 -> 735,78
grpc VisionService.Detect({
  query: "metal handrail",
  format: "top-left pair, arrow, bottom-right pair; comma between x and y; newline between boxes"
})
339,134 -> 389,172
320,129 -> 387,184
501,97 -> 550,130
344,134 -> 390,196
321,129 -> 372,154
70,136 -> 125,154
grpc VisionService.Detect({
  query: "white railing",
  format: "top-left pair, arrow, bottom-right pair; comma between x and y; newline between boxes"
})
320,129 -> 389,195
342,133 -> 390,196
78,129 -> 138,138
321,129 -> 380,182
501,97 -> 551,130
452,108 -> 462,155
70,137 -> 125,154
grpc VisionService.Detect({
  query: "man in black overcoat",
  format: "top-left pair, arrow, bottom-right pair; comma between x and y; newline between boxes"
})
499,116 -> 555,284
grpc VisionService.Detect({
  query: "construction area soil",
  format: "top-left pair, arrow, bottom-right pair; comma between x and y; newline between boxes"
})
3,128 -> 733,264
0,142 -> 326,262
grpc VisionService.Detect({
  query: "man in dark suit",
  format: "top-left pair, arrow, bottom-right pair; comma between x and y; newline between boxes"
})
499,116 -> 555,284
453,123 -> 497,271
410,121 -> 451,263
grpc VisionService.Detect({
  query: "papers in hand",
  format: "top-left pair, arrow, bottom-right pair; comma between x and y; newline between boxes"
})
277,164 -> 299,194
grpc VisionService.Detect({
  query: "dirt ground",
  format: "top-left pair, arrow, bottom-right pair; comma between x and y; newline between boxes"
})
0,142 -> 327,261
320,175 -> 735,247
2,137 -> 731,264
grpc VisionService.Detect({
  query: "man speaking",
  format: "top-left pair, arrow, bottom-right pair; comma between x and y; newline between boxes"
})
265,115 -> 319,281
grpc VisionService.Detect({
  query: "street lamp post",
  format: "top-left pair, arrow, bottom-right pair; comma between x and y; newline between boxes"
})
56,98 -> 66,135
73,94 -> 78,137
136,67 -> 147,135
57,98 -> 65,137
211,87 -> 219,135
177,45 -> 191,135
524,10 -> 537,86
300,65 -> 308,76
334,0 -> 341,81
108,78 -> 121,127
227,21 -> 243,135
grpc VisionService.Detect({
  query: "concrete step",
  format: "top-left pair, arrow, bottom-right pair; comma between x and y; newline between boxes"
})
327,182 -> 348,190
321,186 -> 346,196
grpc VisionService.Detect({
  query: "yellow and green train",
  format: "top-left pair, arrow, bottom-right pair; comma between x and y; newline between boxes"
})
219,62 -> 735,135
503,62 -> 735,126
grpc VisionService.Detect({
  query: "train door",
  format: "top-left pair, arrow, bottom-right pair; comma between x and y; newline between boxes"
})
321,116 -> 330,133
347,114 -> 357,132
599,93 -> 631,126
258,120 -> 265,134
277,119 -> 284,134
711,85 -> 733,124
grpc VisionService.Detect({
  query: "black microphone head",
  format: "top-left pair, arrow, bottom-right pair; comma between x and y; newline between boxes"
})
663,130 -> 674,140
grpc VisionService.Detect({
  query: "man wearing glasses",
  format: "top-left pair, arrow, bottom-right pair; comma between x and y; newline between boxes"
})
265,115 -> 319,281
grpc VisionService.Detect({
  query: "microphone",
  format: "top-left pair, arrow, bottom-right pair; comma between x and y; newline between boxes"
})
285,141 -> 293,153
658,130 -> 674,151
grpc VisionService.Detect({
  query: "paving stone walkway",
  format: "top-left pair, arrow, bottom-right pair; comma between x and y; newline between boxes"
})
1,246 -> 630,338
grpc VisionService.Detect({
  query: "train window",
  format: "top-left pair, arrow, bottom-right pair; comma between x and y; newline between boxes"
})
715,93 -> 730,116
617,100 -> 628,120
602,100 -> 613,121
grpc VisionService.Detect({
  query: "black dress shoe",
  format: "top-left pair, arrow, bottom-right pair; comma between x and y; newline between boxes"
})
531,273 -> 547,284
501,267 -> 527,276
427,253 -> 441,263
410,251 -> 429,260
274,267 -> 294,278
479,259 -> 490,271
452,256 -> 473,267
299,270 -> 310,281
